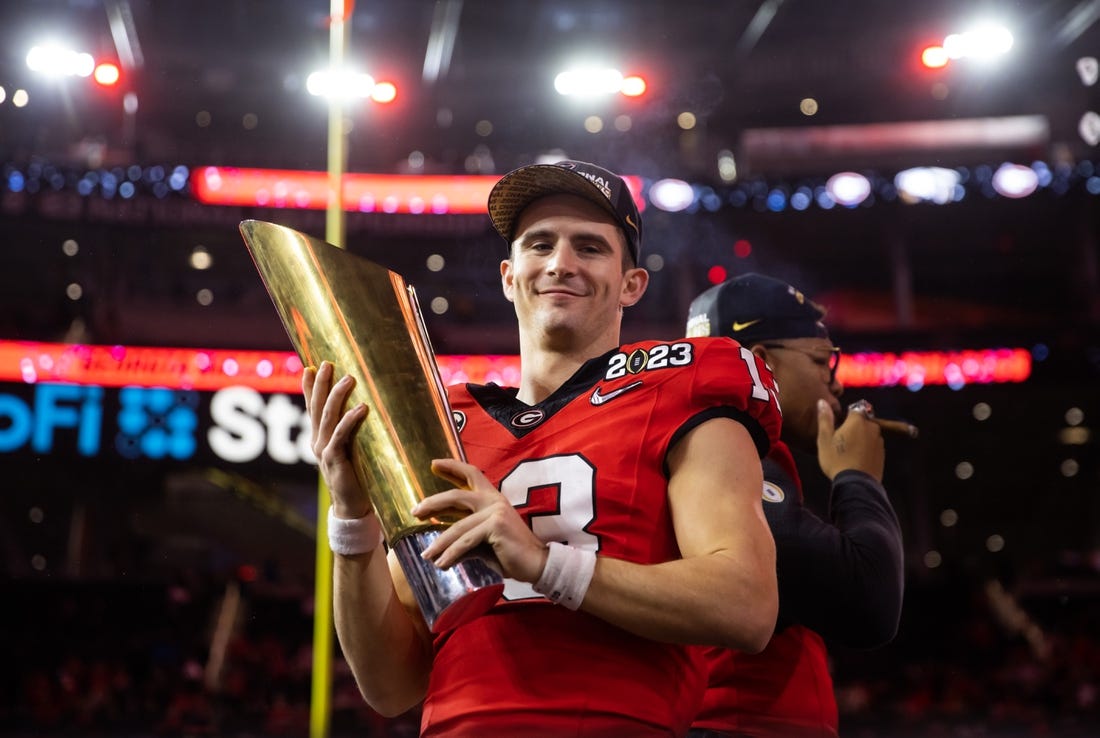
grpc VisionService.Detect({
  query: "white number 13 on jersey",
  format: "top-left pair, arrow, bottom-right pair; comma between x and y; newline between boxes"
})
498,454 -> 599,601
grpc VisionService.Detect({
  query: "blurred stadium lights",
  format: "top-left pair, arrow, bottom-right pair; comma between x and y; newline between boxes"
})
921,45 -> 950,69
895,166 -> 962,204
649,178 -> 694,212
306,69 -> 373,98
535,148 -> 571,164
26,43 -> 95,78
943,24 -> 1014,60
9,152 -> 1100,214
555,66 -> 622,96
371,81 -> 398,103
920,22 -> 1014,70
740,116 -> 1049,174
24,42 -> 124,94
825,171 -> 872,206
1077,56 -> 1099,86
93,62 -> 121,88
620,75 -> 646,97
305,69 -> 397,103
717,149 -> 738,182
553,65 -> 646,98
991,163 -> 1039,198
1080,111 -> 1100,146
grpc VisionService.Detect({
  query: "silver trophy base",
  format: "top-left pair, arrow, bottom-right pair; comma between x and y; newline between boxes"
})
392,529 -> 504,633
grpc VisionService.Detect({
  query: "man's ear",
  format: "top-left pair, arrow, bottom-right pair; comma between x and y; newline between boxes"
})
619,266 -> 649,307
500,259 -> 515,303
750,344 -> 778,372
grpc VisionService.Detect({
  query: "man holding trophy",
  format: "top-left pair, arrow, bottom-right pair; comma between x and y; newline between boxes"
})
302,160 -> 784,736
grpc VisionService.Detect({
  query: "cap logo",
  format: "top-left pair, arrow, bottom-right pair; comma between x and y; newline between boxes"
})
732,319 -> 763,332
624,213 -> 639,235
579,171 -> 613,199
789,286 -> 805,305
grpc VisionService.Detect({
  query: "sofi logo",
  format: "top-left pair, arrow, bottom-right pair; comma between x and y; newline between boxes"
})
117,386 -> 199,459
0,383 -> 201,459
0,384 -> 106,456
0,383 -> 316,466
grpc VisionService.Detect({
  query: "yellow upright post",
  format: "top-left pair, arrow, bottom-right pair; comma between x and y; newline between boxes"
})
310,2 -> 348,737
325,0 -> 349,251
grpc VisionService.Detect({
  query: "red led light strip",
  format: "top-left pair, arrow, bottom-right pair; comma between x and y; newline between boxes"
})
839,349 -> 1032,387
191,166 -> 646,214
0,341 -> 306,393
0,341 -> 1030,392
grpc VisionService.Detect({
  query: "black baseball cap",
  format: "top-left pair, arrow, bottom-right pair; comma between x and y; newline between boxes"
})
685,272 -> 829,345
487,160 -> 642,265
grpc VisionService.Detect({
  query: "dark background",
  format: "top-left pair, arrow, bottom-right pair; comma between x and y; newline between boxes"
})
1,1 -> 1098,735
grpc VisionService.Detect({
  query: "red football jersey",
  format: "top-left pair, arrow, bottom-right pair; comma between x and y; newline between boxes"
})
420,337 -> 782,738
693,441 -> 838,738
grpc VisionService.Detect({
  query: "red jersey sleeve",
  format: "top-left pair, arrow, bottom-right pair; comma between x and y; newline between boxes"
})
681,336 -> 783,458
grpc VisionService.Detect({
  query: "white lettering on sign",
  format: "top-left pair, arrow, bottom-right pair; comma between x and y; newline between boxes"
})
208,387 -> 315,465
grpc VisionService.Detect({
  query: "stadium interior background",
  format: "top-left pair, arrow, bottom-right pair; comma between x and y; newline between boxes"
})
1,1 -> 1098,735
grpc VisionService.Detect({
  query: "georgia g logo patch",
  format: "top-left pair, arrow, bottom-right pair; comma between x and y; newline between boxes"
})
762,481 -> 785,504
511,408 -> 546,429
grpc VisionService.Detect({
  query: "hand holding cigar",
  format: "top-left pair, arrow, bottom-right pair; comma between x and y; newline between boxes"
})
870,417 -> 919,439
848,400 -> 919,439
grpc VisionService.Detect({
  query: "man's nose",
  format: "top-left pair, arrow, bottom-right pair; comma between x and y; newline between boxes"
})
546,245 -> 578,275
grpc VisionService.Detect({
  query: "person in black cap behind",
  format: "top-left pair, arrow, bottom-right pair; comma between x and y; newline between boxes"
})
685,273 -> 905,738
304,162 -> 785,736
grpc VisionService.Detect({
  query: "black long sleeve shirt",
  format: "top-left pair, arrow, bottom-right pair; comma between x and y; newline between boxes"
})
763,442 -> 905,648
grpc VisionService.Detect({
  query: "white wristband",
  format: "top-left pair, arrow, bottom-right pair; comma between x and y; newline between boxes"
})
327,506 -> 384,555
532,542 -> 597,610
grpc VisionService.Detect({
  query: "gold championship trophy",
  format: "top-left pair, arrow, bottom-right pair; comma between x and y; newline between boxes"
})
239,220 -> 504,633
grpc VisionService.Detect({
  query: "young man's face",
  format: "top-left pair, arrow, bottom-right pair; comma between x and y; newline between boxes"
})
756,337 -> 843,452
501,194 -> 647,353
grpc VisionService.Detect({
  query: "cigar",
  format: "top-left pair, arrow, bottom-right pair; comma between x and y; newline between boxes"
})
870,417 -> 919,439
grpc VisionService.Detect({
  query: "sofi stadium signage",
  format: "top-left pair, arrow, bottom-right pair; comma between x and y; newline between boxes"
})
0,382 -> 314,464
0,340 -> 1030,465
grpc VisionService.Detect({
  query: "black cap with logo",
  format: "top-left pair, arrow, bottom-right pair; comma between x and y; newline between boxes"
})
685,272 -> 829,346
488,160 -> 642,265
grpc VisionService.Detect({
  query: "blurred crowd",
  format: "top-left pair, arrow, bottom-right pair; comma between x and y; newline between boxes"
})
3,552 -> 1098,738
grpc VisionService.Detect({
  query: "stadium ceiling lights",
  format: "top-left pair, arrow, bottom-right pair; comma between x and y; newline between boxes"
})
305,69 -> 397,103
826,172 -> 872,207
649,179 -> 695,212
895,167 -> 962,204
25,42 -> 121,88
26,43 -> 95,78
554,66 -> 646,97
920,22 -> 1014,69
991,163 -> 1039,199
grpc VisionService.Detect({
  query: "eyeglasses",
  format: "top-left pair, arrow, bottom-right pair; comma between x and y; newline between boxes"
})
759,343 -> 842,383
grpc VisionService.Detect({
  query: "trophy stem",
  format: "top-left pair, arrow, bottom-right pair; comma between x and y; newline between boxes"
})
392,530 -> 505,633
